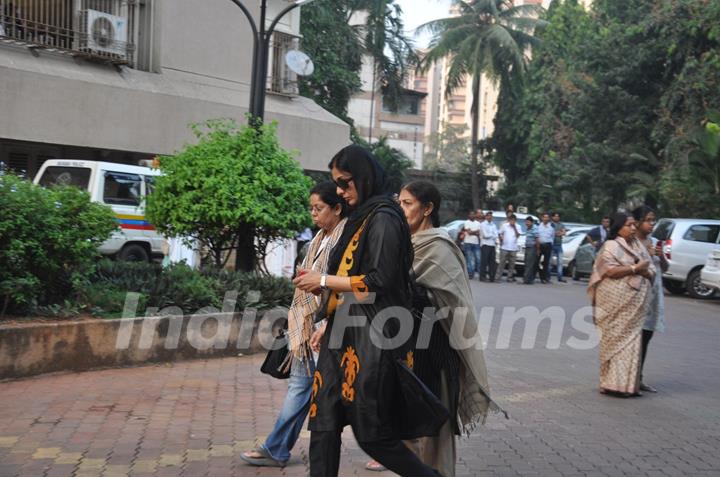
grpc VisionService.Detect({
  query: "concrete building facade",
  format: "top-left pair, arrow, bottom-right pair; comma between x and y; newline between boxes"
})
0,0 -> 350,178
346,11 -> 426,169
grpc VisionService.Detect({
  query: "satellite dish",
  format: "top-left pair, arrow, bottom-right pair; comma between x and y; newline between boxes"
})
285,50 -> 315,76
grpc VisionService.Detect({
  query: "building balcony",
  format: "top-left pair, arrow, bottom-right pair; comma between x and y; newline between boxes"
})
0,0 -> 135,65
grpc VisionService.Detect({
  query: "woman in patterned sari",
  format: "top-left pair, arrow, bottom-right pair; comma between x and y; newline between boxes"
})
588,212 -> 655,397
293,145 -> 443,477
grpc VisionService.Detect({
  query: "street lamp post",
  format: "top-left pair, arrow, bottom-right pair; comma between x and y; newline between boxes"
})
228,0 -> 314,125
225,0 -> 315,271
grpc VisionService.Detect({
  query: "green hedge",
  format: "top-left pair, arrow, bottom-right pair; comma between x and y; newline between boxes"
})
0,172 -> 294,319
0,173 -> 118,317
79,260 -> 294,318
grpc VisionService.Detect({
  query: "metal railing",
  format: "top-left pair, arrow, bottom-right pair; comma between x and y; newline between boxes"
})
0,0 -> 135,64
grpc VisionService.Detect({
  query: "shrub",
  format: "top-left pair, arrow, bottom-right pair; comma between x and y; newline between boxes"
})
203,268 -> 295,310
75,261 -> 295,317
0,173 -> 118,317
145,119 -> 312,270
80,282 -> 149,318
91,259 -> 162,295
148,262 -> 221,312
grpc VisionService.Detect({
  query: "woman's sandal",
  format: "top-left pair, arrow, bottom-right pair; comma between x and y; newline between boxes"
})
366,459 -> 387,472
240,446 -> 287,467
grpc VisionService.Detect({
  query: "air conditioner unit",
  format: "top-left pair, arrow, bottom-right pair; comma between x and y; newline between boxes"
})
78,9 -> 128,59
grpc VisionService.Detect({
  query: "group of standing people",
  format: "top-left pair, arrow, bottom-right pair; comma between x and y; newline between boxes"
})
461,209 -> 569,285
588,207 -> 667,397
523,212 -> 567,284
242,145 -> 501,477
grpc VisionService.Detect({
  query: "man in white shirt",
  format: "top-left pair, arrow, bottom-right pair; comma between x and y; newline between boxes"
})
496,214 -> 520,282
479,211 -> 499,282
537,212 -> 555,283
462,210 -> 481,279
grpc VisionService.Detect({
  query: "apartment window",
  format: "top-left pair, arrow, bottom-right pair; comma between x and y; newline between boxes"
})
382,95 -> 420,115
268,31 -> 299,95
0,0 -> 141,67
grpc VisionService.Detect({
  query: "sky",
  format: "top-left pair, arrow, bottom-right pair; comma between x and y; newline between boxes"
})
395,0 -> 452,48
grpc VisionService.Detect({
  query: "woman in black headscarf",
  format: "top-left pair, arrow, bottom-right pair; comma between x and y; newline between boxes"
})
294,145 -> 443,477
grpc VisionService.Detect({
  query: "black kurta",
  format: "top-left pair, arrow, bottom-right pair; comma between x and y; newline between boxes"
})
308,206 -> 416,442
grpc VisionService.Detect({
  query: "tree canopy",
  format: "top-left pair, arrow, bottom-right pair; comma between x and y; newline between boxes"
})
420,0 -> 546,208
492,0 -> 720,220
299,0 -> 417,123
146,120 -> 312,271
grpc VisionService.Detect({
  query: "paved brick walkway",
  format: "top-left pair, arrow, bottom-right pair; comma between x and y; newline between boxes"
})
1,281 -> 719,476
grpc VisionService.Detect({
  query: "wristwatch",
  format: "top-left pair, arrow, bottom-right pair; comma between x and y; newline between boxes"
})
320,274 -> 328,291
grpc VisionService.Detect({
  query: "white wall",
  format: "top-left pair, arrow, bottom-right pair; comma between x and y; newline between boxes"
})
387,138 -> 423,169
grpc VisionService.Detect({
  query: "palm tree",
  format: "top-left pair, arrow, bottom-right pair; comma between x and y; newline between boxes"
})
347,0 -> 418,138
420,0 -> 546,208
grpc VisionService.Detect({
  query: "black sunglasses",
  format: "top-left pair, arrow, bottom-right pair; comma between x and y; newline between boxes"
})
333,176 -> 353,190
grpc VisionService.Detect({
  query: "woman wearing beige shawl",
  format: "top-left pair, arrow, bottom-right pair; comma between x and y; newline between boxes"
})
394,181 -> 505,477
241,182 -> 346,468
588,212 -> 654,398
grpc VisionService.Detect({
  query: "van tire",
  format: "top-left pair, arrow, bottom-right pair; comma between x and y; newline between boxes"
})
118,244 -> 150,262
687,269 -> 716,299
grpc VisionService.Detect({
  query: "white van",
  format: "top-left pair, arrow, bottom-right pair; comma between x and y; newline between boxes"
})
34,159 -> 164,261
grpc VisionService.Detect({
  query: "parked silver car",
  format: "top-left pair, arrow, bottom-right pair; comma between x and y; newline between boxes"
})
652,218 -> 720,298
572,239 -> 597,280
550,227 -> 593,276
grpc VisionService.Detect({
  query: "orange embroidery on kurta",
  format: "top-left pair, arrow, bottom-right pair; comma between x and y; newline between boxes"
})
350,275 -> 369,301
327,220 -> 369,315
340,346 -> 360,402
405,350 -> 414,370
308,370 -> 323,418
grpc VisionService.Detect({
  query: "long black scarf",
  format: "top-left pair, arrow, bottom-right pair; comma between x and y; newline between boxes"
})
326,146 -> 413,279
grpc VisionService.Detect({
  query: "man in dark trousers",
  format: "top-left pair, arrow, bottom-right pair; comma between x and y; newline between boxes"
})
537,213 -> 555,284
523,217 -> 540,284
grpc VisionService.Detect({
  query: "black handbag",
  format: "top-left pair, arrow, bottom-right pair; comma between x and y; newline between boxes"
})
260,330 -> 291,380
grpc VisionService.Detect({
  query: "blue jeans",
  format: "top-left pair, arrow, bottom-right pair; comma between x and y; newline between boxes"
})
552,244 -> 564,279
262,357 -> 314,462
463,243 -> 481,278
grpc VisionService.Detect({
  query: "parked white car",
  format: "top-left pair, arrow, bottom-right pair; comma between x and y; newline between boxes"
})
34,159 -> 164,261
700,249 -> 720,293
652,218 -> 720,298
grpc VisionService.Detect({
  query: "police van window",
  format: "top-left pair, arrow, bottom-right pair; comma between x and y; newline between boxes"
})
38,166 -> 91,190
104,172 -> 142,206
144,176 -> 155,196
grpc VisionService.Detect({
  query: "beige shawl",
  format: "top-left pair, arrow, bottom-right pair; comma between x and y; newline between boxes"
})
412,228 -> 507,434
285,218 -> 346,368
